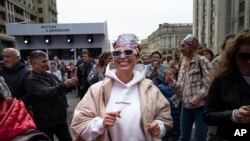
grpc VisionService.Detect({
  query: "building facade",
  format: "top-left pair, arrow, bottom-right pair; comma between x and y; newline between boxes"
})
147,23 -> 192,54
193,0 -> 250,54
0,0 -> 57,54
140,39 -> 149,54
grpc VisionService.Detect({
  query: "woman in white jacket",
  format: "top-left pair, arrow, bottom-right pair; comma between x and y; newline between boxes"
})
71,34 -> 173,141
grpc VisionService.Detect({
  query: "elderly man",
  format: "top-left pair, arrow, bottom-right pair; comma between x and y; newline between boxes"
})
0,48 -> 30,104
25,50 -> 78,141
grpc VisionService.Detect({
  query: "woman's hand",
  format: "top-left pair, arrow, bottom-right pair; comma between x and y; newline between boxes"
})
64,77 -> 78,88
146,121 -> 160,136
152,62 -> 159,72
235,105 -> 250,123
189,95 -> 202,106
95,65 -> 101,74
103,111 -> 121,129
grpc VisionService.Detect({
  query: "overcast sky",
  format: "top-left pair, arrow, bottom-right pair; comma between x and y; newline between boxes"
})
57,0 -> 193,41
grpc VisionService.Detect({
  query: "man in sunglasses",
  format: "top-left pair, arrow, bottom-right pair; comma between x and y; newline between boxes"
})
204,29 -> 250,140
72,34 -> 173,141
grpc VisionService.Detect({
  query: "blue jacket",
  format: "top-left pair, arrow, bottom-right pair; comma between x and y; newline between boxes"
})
159,82 -> 181,138
146,63 -> 165,86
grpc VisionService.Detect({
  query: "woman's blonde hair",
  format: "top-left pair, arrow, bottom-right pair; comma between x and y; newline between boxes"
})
181,36 -> 199,61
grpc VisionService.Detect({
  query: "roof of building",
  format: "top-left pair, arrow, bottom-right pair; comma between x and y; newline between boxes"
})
6,22 -> 108,36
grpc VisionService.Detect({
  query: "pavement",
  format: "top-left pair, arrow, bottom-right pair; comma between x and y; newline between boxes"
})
66,91 -> 81,125
55,91 -> 81,141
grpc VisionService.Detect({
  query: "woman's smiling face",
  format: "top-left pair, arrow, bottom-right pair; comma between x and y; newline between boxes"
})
112,47 -> 138,74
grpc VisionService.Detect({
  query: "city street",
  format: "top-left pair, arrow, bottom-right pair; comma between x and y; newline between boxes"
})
55,91 -> 80,141
66,91 -> 80,127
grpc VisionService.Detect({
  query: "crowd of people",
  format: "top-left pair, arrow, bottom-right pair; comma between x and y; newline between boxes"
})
0,30 -> 250,141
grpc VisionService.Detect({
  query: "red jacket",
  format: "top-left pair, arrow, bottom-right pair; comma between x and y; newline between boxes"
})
0,98 -> 36,141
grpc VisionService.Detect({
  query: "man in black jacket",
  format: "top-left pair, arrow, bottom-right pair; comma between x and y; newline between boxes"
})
25,50 -> 78,141
77,50 -> 94,99
0,48 -> 30,105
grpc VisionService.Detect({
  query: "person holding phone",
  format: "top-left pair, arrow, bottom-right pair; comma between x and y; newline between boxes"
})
25,50 -> 78,141
203,30 -> 250,140
71,34 -> 173,141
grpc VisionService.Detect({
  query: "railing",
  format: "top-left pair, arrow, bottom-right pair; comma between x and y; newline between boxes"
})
14,13 -> 25,20
0,5 -> 5,12
0,19 -> 5,26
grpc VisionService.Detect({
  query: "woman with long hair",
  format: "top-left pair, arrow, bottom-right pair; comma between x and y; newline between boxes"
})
203,30 -> 250,141
167,34 -> 212,141
87,51 -> 113,85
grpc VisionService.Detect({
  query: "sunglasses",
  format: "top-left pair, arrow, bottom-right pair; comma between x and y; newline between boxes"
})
237,52 -> 250,62
112,49 -> 136,57
181,43 -> 189,48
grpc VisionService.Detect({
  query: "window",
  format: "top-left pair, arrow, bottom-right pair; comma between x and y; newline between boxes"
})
0,26 -> 5,33
8,2 -> 11,10
38,0 -> 42,4
20,49 -> 47,61
48,49 -> 76,60
39,18 -> 43,23
0,13 -> 4,20
211,23 -> 215,31
211,35 -> 214,44
8,14 -> 11,22
239,2 -> 245,13
239,16 -> 245,27
76,48 -> 102,59
38,8 -> 43,13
